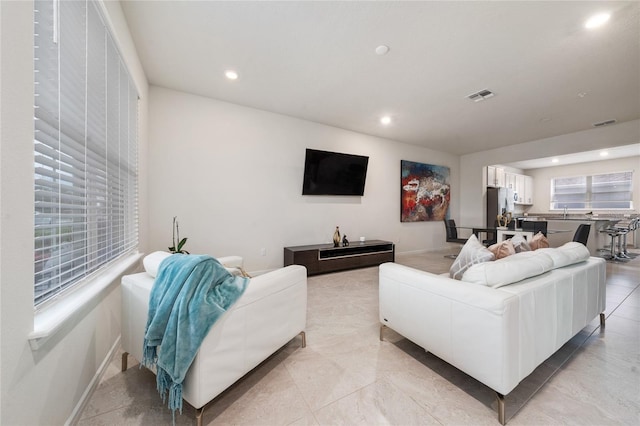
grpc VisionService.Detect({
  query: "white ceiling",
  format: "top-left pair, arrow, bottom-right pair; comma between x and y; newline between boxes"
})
120,1 -> 640,157
504,143 -> 640,170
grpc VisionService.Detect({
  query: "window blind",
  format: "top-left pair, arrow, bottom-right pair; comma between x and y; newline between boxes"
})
550,171 -> 633,211
34,0 -> 138,306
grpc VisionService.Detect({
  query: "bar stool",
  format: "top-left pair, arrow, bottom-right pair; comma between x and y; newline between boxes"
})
597,222 -> 613,254
602,225 -> 627,261
618,217 -> 640,258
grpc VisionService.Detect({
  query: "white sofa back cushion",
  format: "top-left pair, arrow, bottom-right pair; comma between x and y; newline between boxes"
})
462,250 -> 554,288
536,241 -> 590,269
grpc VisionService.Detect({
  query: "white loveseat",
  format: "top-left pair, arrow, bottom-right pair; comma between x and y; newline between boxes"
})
121,252 -> 307,425
379,242 -> 606,424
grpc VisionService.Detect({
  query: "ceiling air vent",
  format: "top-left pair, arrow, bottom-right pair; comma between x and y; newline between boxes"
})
592,119 -> 617,127
467,89 -> 495,102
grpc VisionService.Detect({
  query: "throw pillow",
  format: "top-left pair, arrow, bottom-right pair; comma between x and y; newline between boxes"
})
529,231 -> 549,250
449,234 -> 495,280
143,251 -> 172,277
488,239 -> 516,259
510,234 -> 531,253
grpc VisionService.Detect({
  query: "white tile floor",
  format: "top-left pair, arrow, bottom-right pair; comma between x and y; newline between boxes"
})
78,250 -> 640,425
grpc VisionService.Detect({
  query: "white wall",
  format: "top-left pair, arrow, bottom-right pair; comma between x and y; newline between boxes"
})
147,86 -> 460,272
0,2 -> 148,424
460,120 -> 640,227
527,156 -> 640,214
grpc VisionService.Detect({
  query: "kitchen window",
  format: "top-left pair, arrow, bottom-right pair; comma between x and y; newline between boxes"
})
550,171 -> 633,210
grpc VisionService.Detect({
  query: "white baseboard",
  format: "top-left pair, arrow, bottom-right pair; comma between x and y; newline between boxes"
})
65,336 -> 121,426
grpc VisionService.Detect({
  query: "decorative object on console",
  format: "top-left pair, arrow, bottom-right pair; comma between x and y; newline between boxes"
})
342,235 -> 349,247
333,226 -> 341,247
497,212 -> 512,228
168,216 -> 189,254
401,160 -> 450,222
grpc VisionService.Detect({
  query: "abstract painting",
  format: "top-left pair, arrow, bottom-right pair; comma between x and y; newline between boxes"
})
401,160 -> 450,222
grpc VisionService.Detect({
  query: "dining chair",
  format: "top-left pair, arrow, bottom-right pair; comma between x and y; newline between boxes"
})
572,224 -> 591,246
444,219 -> 467,259
480,220 -> 499,247
522,220 -> 548,236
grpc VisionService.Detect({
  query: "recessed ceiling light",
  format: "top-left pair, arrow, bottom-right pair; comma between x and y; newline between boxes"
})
225,70 -> 239,80
577,92 -> 588,98
600,151 -> 609,157
380,116 -> 392,125
585,13 -> 610,29
551,158 -> 559,163
375,45 -> 390,55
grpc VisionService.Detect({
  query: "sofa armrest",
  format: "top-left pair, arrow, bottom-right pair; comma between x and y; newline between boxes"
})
379,262 -> 520,395
236,265 -> 307,307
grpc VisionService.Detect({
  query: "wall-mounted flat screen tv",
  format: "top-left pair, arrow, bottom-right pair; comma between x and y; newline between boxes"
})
302,149 -> 369,196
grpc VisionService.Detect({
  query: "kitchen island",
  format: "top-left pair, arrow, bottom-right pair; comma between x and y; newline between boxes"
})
522,215 -> 625,255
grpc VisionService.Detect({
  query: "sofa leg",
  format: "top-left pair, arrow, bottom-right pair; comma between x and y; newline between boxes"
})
496,392 -> 506,425
299,331 -> 306,348
600,313 -> 606,328
379,324 -> 386,342
195,407 -> 204,426
121,352 -> 129,371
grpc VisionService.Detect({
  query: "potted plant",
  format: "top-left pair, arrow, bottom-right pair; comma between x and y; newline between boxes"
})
168,216 -> 189,254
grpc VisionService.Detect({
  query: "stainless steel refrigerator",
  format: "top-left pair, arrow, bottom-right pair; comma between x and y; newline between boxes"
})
487,187 -> 515,227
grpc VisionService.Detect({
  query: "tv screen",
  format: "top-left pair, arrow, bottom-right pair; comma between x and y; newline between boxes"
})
302,149 -> 369,196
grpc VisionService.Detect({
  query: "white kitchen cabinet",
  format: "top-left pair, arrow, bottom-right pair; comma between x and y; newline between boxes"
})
505,172 -> 516,190
515,174 -> 525,202
487,166 -> 496,187
487,166 -> 506,187
523,175 -> 533,205
514,174 -> 534,205
496,167 -> 505,187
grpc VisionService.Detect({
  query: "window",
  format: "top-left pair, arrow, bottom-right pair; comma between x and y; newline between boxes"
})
34,0 -> 138,306
550,171 -> 633,210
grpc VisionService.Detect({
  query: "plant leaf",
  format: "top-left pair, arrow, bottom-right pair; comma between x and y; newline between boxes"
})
177,237 -> 188,252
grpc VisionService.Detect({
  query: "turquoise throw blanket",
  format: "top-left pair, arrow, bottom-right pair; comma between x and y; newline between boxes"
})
142,254 -> 249,414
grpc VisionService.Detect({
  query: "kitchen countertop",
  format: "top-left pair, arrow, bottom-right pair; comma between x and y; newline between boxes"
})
524,214 -> 636,222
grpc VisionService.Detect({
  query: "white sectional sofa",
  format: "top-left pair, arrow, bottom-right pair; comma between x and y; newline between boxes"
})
379,242 -> 606,424
121,253 -> 307,425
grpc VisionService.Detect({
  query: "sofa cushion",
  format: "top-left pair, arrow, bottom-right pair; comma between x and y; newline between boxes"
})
461,250 -> 554,288
449,234 -> 495,280
536,241 -> 590,268
488,239 -> 516,259
529,231 -> 549,250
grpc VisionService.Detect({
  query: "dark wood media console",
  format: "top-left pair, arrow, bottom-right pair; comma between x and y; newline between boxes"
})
284,239 -> 395,275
